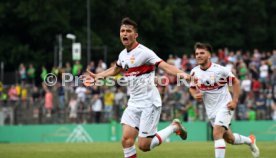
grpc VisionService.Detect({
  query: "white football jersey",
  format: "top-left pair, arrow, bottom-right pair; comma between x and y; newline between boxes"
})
190,63 -> 236,119
116,43 -> 162,107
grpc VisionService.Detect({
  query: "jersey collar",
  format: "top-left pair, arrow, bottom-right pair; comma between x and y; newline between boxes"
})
200,62 -> 212,71
127,42 -> 139,52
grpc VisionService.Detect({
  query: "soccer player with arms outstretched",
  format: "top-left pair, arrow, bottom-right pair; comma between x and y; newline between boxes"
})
189,42 -> 260,158
87,17 -> 190,158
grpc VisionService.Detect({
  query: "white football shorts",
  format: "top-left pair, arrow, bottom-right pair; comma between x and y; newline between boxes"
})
209,107 -> 234,130
121,105 -> 161,137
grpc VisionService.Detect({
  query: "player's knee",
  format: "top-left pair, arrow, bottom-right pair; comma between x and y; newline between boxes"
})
138,144 -> 150,152
121,136 -> 135,147
213,131 -> 223,140
213,127 -> 224,140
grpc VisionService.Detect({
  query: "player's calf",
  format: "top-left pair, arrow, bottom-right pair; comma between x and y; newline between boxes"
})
223,132 -> 235,144
138,145 -> 150,152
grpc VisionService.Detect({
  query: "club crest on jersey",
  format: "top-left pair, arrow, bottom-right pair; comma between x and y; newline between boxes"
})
130,55 -> 135,64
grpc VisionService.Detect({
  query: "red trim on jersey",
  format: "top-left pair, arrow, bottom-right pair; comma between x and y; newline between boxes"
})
227,76 -> 236,83
155,134 -> 162,144
194,76 -> 235,91
198,82 -> 225,91
200,62 -> 212,71
215,147 -> 226,149
155,60 -> 163,67
127,42 -> 139,52
124,65 -> 155,76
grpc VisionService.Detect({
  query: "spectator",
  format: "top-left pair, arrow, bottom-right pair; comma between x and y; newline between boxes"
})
255,93 -> 266,120
166,54 -> 175,65
87,61 -> 96,73
238,62 -> 247,80
43,84 -> 53,118
248,63 -> 259,80
8,85 -> 19,104
91,94 -> 103,123
57,82 -> 65,122
181,54 -> 189,71
75,86 -> 87,107
19,63 -> 27,83
72,61 -> 82,76
69,95 -> 78,123
252,78 -> 261,98
240,75 -> 252,104
103,87 -> 115,122
40,66 -> 48,81
114,87 -> 127,121
227,51 -> 237,63
189,54 -> 197,68
64,62 -> 72,73
21,85 -> 28,108
98,59 -> 107,70
75,85 -> 87,122
174,55 -> 182,69
247,107 -> 256,121
27,64 -> 36,85
211,53 -> 218,64
259,60 -> 269,89
30,86 -> 41,119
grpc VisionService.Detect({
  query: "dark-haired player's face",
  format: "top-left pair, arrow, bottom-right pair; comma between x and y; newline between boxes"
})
195,48 -> 211,66
120,24 -> 138,49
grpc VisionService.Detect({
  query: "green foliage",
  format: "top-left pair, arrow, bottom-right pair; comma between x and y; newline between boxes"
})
0,0 -> 275,70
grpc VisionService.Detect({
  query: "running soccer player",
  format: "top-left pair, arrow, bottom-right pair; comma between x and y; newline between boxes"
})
189,42 -> 260,158
87,17 -> 189,158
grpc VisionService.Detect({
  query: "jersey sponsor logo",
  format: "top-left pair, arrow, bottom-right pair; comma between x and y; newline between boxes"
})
124,65 -> 155,77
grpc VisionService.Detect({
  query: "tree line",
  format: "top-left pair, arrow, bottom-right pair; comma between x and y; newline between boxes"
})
0,0 -> 275,70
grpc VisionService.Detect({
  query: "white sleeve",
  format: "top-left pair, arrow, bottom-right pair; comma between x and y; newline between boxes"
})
116,59 -> 122,67
116,53 -> 122,67
221,66 -> 236,84
221,66 -> 235,78
145,50 -> 162,65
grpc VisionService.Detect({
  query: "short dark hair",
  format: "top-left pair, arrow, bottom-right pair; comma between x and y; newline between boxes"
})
121,17 -> 138,32
194,42 -> 213,53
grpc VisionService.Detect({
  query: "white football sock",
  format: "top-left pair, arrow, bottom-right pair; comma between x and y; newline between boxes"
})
233,133 -> 252,145
123,145 -> 136,158
150,124 -> 177,149
215,139 -> 226,158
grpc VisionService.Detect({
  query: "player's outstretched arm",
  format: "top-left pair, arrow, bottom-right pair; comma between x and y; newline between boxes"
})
189,87 -> 203,102
158,61 -> 191,80
87,65 -> 121,80
227,78 -> 240,110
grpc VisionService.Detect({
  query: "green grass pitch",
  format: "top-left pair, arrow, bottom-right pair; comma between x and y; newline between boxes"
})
0,142 -> 275,158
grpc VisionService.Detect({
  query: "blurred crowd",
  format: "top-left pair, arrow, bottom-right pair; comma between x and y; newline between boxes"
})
0,48 -> 276,125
